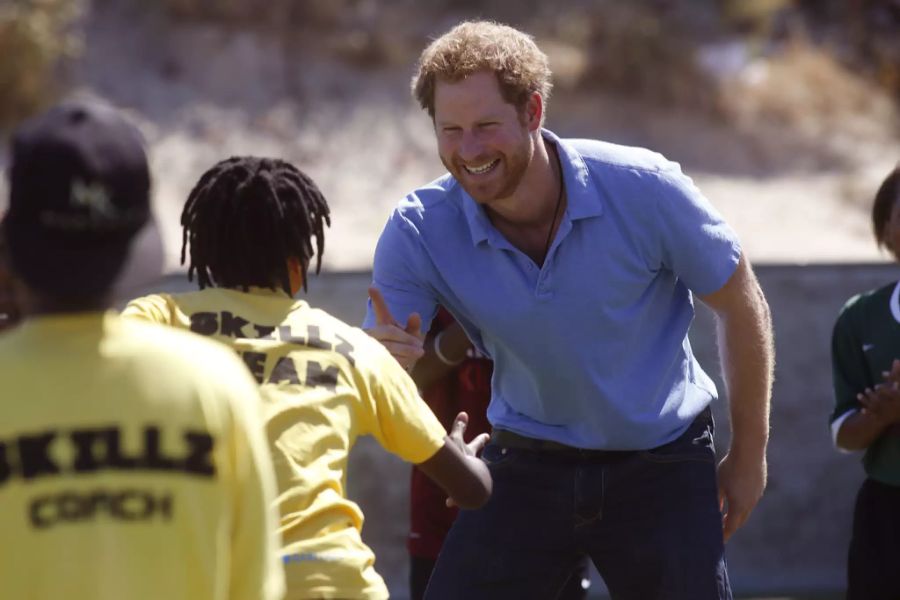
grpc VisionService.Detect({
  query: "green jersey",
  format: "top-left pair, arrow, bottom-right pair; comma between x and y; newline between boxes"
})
831,279 -> 900,485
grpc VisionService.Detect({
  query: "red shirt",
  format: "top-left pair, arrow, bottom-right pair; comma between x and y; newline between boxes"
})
408,308 -> 492,559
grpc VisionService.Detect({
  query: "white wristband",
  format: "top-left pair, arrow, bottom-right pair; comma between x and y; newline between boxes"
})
434,329 -> 464,366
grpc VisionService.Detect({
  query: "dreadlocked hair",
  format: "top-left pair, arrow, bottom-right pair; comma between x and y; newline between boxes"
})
180,156 -> 331,294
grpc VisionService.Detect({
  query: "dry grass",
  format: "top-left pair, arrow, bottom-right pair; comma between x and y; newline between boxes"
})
0,0 -> 83,128
721,38 -> 898,140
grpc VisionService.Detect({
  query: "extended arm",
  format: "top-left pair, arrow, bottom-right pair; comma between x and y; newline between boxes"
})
699,252 -> 774,541
411,320 -> 472,389
416,412 -> 492,509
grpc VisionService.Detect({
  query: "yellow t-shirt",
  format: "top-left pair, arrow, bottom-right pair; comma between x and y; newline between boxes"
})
123,287 -> 447,600
0,312 -> 284,600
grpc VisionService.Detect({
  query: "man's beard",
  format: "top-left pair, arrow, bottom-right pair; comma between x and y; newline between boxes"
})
445,140 -> 532,205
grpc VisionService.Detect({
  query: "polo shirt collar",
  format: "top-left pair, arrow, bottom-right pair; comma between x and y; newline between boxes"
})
461,128 -> 603,247
544,129 -> 603,221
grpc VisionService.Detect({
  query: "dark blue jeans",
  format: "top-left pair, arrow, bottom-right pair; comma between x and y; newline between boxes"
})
424,409 -> 731,600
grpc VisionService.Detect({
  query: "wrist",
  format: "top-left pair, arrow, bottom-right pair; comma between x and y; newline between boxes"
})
728,435 -> 768,462
434,329 -> 465,366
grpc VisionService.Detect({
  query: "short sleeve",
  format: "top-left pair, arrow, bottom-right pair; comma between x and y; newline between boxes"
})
652,165 -> 742,295
122,294 -> 175,324
363,210 -> 439,332
355,338 -> 446,464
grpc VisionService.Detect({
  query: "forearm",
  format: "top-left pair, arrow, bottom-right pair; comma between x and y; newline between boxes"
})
716,282 -> 774,458
411,322 -> 471,389
836,410 -> 892,451
417,436 -> 492,509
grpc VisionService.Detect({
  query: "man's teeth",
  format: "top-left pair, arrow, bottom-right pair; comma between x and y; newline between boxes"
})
465,160 -> 498,174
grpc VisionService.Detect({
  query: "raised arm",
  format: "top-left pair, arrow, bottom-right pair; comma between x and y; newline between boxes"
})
698,252 -> 774,541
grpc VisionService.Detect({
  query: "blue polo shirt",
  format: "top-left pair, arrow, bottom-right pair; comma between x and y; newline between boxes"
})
363,129 -> 741,450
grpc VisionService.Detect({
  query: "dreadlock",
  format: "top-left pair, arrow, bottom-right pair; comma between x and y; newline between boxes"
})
180,156 -> 331,294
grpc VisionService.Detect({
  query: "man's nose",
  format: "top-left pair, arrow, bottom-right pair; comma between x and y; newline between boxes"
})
458,131 -> 485,161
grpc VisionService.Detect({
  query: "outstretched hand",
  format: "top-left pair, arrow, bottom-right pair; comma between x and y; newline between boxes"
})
366,286 -> 425,369
445,412 -> 490,508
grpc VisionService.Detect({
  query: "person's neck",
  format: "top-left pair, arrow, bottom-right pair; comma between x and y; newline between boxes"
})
487,136 -> 561,231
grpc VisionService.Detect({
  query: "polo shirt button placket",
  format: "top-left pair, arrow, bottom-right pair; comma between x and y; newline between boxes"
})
536,266 -> 552,298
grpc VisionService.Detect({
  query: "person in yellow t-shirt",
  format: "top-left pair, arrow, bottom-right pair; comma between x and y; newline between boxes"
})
0,101 -> 285,600
123,156 -> 492,600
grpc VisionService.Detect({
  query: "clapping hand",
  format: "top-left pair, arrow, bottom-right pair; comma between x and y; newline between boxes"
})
857,359 -> 900,424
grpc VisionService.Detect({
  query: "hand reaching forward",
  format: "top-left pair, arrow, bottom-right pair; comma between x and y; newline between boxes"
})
416,411 -> 493,510
366,286 -> 425,369
445,412 -> 491,508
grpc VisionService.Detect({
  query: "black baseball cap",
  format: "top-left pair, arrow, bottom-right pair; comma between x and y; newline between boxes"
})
2,99 -> 162,298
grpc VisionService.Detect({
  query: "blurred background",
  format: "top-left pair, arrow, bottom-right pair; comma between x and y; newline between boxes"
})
1,0 -> 899,598
1,0 -> 899,269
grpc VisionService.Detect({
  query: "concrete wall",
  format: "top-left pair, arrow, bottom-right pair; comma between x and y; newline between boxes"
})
689,263 -> 891,597
143,263 -> 898,598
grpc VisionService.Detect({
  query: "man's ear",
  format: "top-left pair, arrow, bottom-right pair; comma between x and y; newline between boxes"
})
287,257 -> 305,295
524,92 -> 543,131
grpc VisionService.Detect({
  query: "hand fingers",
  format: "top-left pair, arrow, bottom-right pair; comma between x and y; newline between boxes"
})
722,512 -> 737,542
365,324 -> 425,367
467,432 -> 491,455
858,386 -> 895,409
882,361 -> 900,384
368,286 -> 397,326
722,505 -> 750,542
405,312 -> 424,340
857,388 -> 877,404
368,323 -> 425,347
366,323 -> 426,364
451,412 -> 469,439
377,340 -> 424,368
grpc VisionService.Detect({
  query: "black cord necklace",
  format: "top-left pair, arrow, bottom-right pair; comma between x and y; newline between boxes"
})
541,154 -> 565,265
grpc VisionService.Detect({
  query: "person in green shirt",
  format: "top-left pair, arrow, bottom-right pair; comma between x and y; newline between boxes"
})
830,164 -> 900,599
